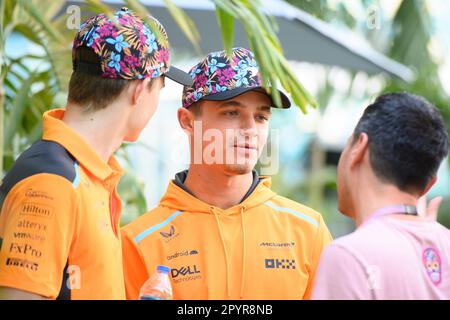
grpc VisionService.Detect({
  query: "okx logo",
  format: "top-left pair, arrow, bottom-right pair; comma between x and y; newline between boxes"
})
265,258 -> 296,270
171,265 -> 201,283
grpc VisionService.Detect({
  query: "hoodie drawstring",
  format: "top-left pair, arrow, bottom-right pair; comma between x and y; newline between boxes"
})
240,205 -> 247,299
212,207 -> 232,299
211,205 -> 248,299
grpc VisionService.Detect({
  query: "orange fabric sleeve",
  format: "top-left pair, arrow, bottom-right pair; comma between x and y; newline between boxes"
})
0,173 -> 78,299
303,214 -> 333,300
121,227 -> 149,300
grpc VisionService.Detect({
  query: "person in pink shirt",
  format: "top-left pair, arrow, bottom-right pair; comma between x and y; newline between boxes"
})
312,92 -> 450,300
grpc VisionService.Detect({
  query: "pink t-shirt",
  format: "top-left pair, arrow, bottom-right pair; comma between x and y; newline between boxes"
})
312,216 -> 450,299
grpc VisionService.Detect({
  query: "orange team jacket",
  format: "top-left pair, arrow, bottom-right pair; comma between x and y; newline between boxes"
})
121,177 -> 332,300
0,109 -> 125,299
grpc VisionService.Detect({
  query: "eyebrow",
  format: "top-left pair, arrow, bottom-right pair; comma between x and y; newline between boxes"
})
218,100 -> 272,112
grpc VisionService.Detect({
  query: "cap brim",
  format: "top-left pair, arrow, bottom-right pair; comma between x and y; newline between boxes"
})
165,66 -> 193,86
202,86 -> 291,108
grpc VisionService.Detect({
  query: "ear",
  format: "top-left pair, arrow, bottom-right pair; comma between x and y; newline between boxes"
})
131,78 -> 150,106
421,176 -> 437,196
349,133 -> 369,168
178,107 -> 196,135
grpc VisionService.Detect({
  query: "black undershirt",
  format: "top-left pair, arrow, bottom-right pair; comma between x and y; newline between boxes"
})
173,170 -> 261,204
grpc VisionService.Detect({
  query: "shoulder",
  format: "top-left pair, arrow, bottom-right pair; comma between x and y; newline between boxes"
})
316,240 -> 373,283
328,222 -> 397,263
321,239 -> 362,263
0,140 -> 79,206
1,140 -> 77,189
121,205 -> 183,245
312,242 -> 372,300
265,195 -> 323,229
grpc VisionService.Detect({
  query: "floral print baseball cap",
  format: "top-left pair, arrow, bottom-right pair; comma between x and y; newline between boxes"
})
72,7 -> 192,85
182,47 -> 290,108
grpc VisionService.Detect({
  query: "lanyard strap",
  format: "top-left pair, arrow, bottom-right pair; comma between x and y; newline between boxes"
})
364,204 -> 418,225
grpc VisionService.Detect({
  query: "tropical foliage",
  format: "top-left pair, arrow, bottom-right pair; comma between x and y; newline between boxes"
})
284,0 -> 450,228
0,0 -> 318,217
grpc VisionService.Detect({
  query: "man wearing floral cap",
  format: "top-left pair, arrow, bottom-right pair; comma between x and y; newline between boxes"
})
122,47 -> 332,300
0,7 -> 191,300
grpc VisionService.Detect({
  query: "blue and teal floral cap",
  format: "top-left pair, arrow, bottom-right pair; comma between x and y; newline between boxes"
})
72,7 -> 192,85
182,47 -> 290,108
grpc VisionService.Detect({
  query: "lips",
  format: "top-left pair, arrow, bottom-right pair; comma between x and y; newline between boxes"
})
233,143 -> 257,150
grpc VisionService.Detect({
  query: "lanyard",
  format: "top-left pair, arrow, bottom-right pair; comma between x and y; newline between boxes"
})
364,204 -> 418,225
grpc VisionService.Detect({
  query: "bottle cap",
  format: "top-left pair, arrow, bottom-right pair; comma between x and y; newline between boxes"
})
157,265 -> 171,274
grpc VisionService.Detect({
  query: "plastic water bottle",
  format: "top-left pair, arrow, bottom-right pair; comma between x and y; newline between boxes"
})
139,265 -> 173,300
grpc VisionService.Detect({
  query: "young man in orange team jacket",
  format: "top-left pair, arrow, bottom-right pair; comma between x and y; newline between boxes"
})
121,47 -> 332,300
0,7 -> 192,300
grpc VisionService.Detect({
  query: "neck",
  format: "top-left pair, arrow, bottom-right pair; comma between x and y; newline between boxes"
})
63,103 -> 126,162
184,165 -> 253,210
353,183 -> 419,227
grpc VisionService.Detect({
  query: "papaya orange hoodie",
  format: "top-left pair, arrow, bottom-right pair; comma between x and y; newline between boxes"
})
121,175 -> 332,300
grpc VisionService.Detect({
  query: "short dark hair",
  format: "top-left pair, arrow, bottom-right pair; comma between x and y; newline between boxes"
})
353,92 -> 449,194
188,100 -> 203,116
68,47 -> 155,111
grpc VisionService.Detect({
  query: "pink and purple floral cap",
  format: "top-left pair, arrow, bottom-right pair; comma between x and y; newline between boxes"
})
72,7 -> 192,85
182,47 -> 290,109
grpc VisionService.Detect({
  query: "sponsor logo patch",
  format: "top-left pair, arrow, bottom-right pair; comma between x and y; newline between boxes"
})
25,189 -> 53,200
264,258 -> 296,270
20,203 -> 54,219
423,248 -> 441,285
160,225 -> 176,238
13,232 -> 46,242
17,220 -> 47,232
259,242 -> 296,249
171,265 -> 202,283
9,242 -> 42,258
167,249 -> 199,261
160,225 -> 179,243
6,257 -> 39,271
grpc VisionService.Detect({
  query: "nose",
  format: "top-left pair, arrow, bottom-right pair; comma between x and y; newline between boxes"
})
239,114 -> 258,137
